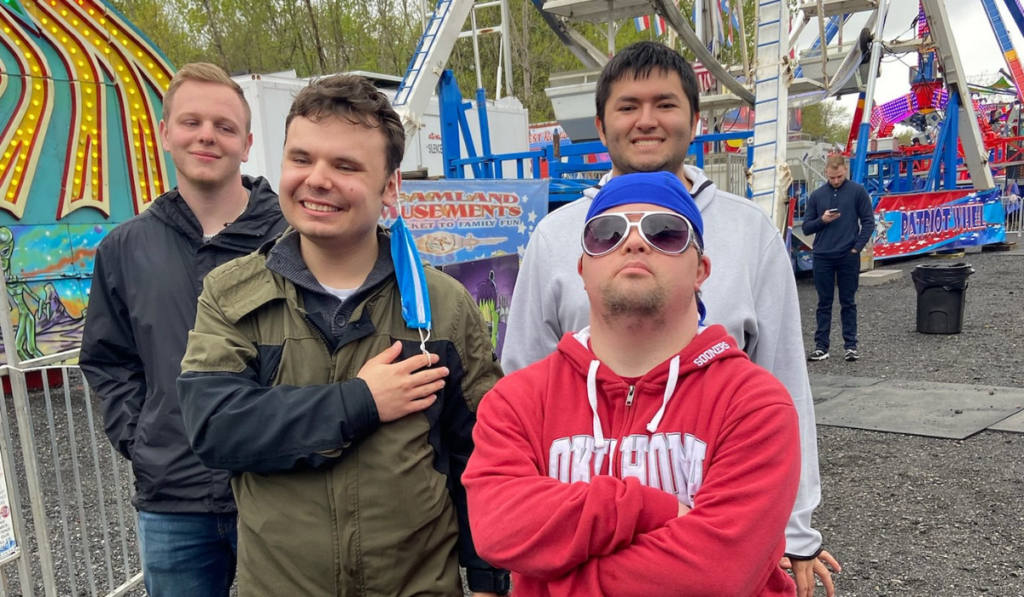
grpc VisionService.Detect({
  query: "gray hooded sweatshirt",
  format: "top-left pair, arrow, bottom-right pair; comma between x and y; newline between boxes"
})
502,164 -> 823,558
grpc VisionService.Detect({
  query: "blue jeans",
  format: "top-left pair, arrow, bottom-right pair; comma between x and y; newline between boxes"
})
137,511 -> 237,597
812,251 -> 860,351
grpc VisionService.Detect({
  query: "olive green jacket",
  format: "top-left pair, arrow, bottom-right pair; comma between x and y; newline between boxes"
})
178,231 -> 505,596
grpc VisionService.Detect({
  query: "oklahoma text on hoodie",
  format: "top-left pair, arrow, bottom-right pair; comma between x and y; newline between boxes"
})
465,325 -> 800,597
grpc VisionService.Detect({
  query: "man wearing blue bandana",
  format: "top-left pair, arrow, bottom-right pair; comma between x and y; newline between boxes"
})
466,171 -> 802,596
503,41 -> 839,597
176,74 -> 509,597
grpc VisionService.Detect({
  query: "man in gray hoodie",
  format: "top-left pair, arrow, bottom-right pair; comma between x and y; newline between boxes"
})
502,42 -> 840,597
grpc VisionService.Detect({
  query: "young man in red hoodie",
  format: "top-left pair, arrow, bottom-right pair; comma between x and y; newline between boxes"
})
464,171 -> 801,596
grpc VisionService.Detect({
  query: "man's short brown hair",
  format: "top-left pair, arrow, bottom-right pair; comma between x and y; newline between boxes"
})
825,155 -> 847,170
286,75 -> 406,175
163,63 -> 251,133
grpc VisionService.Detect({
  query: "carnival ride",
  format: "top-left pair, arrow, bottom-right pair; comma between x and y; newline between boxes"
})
787,0 -> 1023,262
391,0 -> 1020,261
842,0 -> 1024,196
0,0 -> 175,368
3,0 -> 1024,367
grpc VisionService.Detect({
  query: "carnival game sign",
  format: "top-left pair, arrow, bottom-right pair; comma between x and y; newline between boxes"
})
382,179 -> 549,266
872,189 -> 1006,259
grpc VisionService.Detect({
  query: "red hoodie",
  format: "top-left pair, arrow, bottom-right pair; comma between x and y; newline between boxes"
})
464,325 -> 800,597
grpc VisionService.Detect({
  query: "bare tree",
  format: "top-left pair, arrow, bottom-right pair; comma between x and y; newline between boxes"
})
302,0 -> 329,72
199,0 -> 230,68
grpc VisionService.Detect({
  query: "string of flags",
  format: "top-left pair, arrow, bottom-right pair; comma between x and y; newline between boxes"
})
633,14 -> 667,36
633,0 -> 740,47
719,0 -> 740,47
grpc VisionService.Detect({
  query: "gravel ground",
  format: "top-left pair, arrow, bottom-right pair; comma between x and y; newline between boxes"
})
797,248 -> 1024,387
1,245 -> 1022,596
798,244 -> 1024,597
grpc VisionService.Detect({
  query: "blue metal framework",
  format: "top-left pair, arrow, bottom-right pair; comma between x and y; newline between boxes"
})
859,153 -> 931,199
925,90 -> 961,192
1001,0 -> 1024,39
439,70 -> 541,180
436,69 -> 756,202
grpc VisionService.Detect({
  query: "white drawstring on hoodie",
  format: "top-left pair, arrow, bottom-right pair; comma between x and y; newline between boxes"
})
587,360 -> 605,449
577,327 -> 683,451
646,355 -> 679,433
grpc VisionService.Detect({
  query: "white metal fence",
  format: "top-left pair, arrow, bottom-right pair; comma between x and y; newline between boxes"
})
1003,192 -> 1023,240
0,355 -> 142,597
684,151 -> 749,199
699,152 -> 750,199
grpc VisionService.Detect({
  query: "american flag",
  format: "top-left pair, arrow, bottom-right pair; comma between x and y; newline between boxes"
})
692,61 -> 715,93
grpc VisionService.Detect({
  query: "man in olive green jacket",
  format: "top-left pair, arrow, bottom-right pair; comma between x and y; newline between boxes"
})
177,75 -> 509,596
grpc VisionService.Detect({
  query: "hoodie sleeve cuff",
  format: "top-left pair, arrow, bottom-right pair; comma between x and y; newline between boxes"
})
465,568 -> 511,595
785,546 -> 825,561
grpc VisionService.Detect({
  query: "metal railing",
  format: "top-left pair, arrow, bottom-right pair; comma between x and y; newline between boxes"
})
698,152 -> 750,199
1003,192 -> 1023,239
786,155 -> 829,223
0,356 -> 143,597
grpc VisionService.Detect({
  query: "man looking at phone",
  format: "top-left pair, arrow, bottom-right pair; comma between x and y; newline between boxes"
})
802,155 -> 874,362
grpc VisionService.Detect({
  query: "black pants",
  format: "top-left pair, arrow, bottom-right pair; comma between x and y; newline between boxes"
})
812,251 -> 860,351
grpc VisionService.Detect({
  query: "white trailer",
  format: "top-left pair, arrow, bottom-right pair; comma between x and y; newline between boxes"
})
233,71 -> 531,192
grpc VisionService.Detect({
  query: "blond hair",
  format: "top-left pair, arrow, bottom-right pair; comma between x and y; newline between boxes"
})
825,155 -> 847,170
162,63 -> 251,132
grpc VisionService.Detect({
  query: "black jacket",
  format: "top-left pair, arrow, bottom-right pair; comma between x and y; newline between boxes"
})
80,176 -> 287,513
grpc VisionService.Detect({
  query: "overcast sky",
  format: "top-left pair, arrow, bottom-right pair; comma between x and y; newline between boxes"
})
800,0 -> 1020,113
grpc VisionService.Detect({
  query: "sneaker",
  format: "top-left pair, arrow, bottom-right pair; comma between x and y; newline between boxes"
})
845,349 -> 860,361
808,349 -> 829,361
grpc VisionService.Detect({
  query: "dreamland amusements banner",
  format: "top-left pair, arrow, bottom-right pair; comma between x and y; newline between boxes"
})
381,179 -> 549,266
872,189 -> 1006,259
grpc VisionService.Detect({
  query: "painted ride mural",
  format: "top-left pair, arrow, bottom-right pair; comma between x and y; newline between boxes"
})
441,254 -> 519,360
0,0 -> 175,365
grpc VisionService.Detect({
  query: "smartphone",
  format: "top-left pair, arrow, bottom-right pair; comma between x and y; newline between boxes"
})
827,208 -> 839,214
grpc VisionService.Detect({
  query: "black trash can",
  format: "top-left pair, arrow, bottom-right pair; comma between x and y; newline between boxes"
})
910,262 -> 975,334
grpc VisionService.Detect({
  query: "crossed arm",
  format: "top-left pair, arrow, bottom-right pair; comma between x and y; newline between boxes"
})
463,384 -> 801,595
